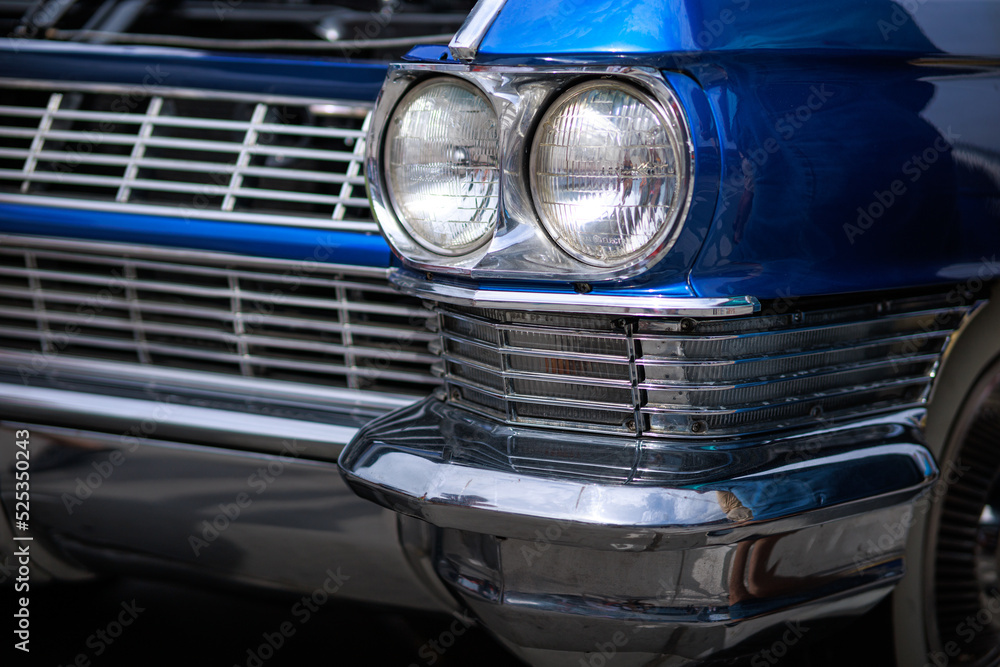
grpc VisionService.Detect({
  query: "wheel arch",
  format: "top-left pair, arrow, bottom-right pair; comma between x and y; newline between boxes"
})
894,282 -> 1000,665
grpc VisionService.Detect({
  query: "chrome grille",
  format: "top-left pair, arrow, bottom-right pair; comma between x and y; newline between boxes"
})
0,79 -> 376,232
437,297 -> 975,437
0,235 -> 439,394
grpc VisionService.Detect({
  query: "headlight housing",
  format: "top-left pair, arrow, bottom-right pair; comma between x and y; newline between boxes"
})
366,65 -> 697,281
530,81 -> 689,268
383,78 -> 500,255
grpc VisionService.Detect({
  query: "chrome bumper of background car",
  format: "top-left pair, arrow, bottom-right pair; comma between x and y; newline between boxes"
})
340,397 -> 939,661
0,363 -> 453,611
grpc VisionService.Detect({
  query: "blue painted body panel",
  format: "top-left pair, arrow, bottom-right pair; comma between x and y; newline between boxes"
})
478,0 -> 1000,60
471,0 -> 1000,299
0,41 -> 388,101
2,2 -> 1000,298
687,57 -> 1000,299
0,203 -> 391,267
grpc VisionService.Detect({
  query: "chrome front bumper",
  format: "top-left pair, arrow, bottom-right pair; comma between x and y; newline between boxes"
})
340,397 -> 938,664
0,356 -> 451,611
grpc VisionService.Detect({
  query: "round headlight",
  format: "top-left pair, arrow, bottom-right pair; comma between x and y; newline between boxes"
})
384,78 -> 500,256
530,81 -> 690,268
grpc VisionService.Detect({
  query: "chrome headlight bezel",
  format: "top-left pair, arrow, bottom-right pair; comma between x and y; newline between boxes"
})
528,79 -> 691,270
382,77 -> 501,257
365,63 -> 696,281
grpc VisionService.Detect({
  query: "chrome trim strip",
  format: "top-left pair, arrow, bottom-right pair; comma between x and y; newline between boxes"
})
448,375 -> 635,413
0,192 -> 377,233
0,350 -> 419,412
0,326 -> 438,384
390,268 -> 760,316
448,0 -> 507,61
0,383 -> 359,451
0,233 -> 388,276
0,307 -> 438,361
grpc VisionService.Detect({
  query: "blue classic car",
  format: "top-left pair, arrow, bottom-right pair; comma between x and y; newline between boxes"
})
1,0 -> 999,665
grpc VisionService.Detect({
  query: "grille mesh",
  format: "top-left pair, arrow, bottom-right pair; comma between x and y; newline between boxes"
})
0,236 -> 439,394
0,80 -> 376,231
437,297 -> 973,437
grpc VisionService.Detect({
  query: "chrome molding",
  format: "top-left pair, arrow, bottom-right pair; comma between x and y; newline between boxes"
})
0,383 -> 359,454
389,268 -> 759,316
366,64 -> 695,281
448,0 -> 507,61
0,350 -> 418,413
0,79 -> 377,232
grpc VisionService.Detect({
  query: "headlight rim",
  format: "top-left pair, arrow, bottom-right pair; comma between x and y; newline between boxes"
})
527,78 -> 693,270
382,75 -> 501,258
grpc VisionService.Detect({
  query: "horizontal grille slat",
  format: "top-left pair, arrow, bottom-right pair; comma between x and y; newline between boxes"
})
0,236 -> 440,395
437,298 -> 973,437
0,80 -> 377,231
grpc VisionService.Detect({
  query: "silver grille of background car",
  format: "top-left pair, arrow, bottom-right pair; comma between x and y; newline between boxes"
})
0,236 -> 439,394
435,295 -> 974,437
0,79 -> 378,232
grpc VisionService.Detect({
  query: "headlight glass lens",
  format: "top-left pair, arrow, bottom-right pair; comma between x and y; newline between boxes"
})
531,82 -> 687,267
384,79 -> 500,255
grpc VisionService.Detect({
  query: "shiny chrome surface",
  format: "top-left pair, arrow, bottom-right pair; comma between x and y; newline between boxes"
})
0,235 -> 439,395
342,398 -> 936,541
389,267 -> 759,316
0,422 -> 451,611
0,79 -> 377,232
448,0 -> 507,61
433,295 -> 973,437
340,397 -> 937,659
366,64 -> 694,281
0,350 -> 417,414
0,382 -> 359,458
